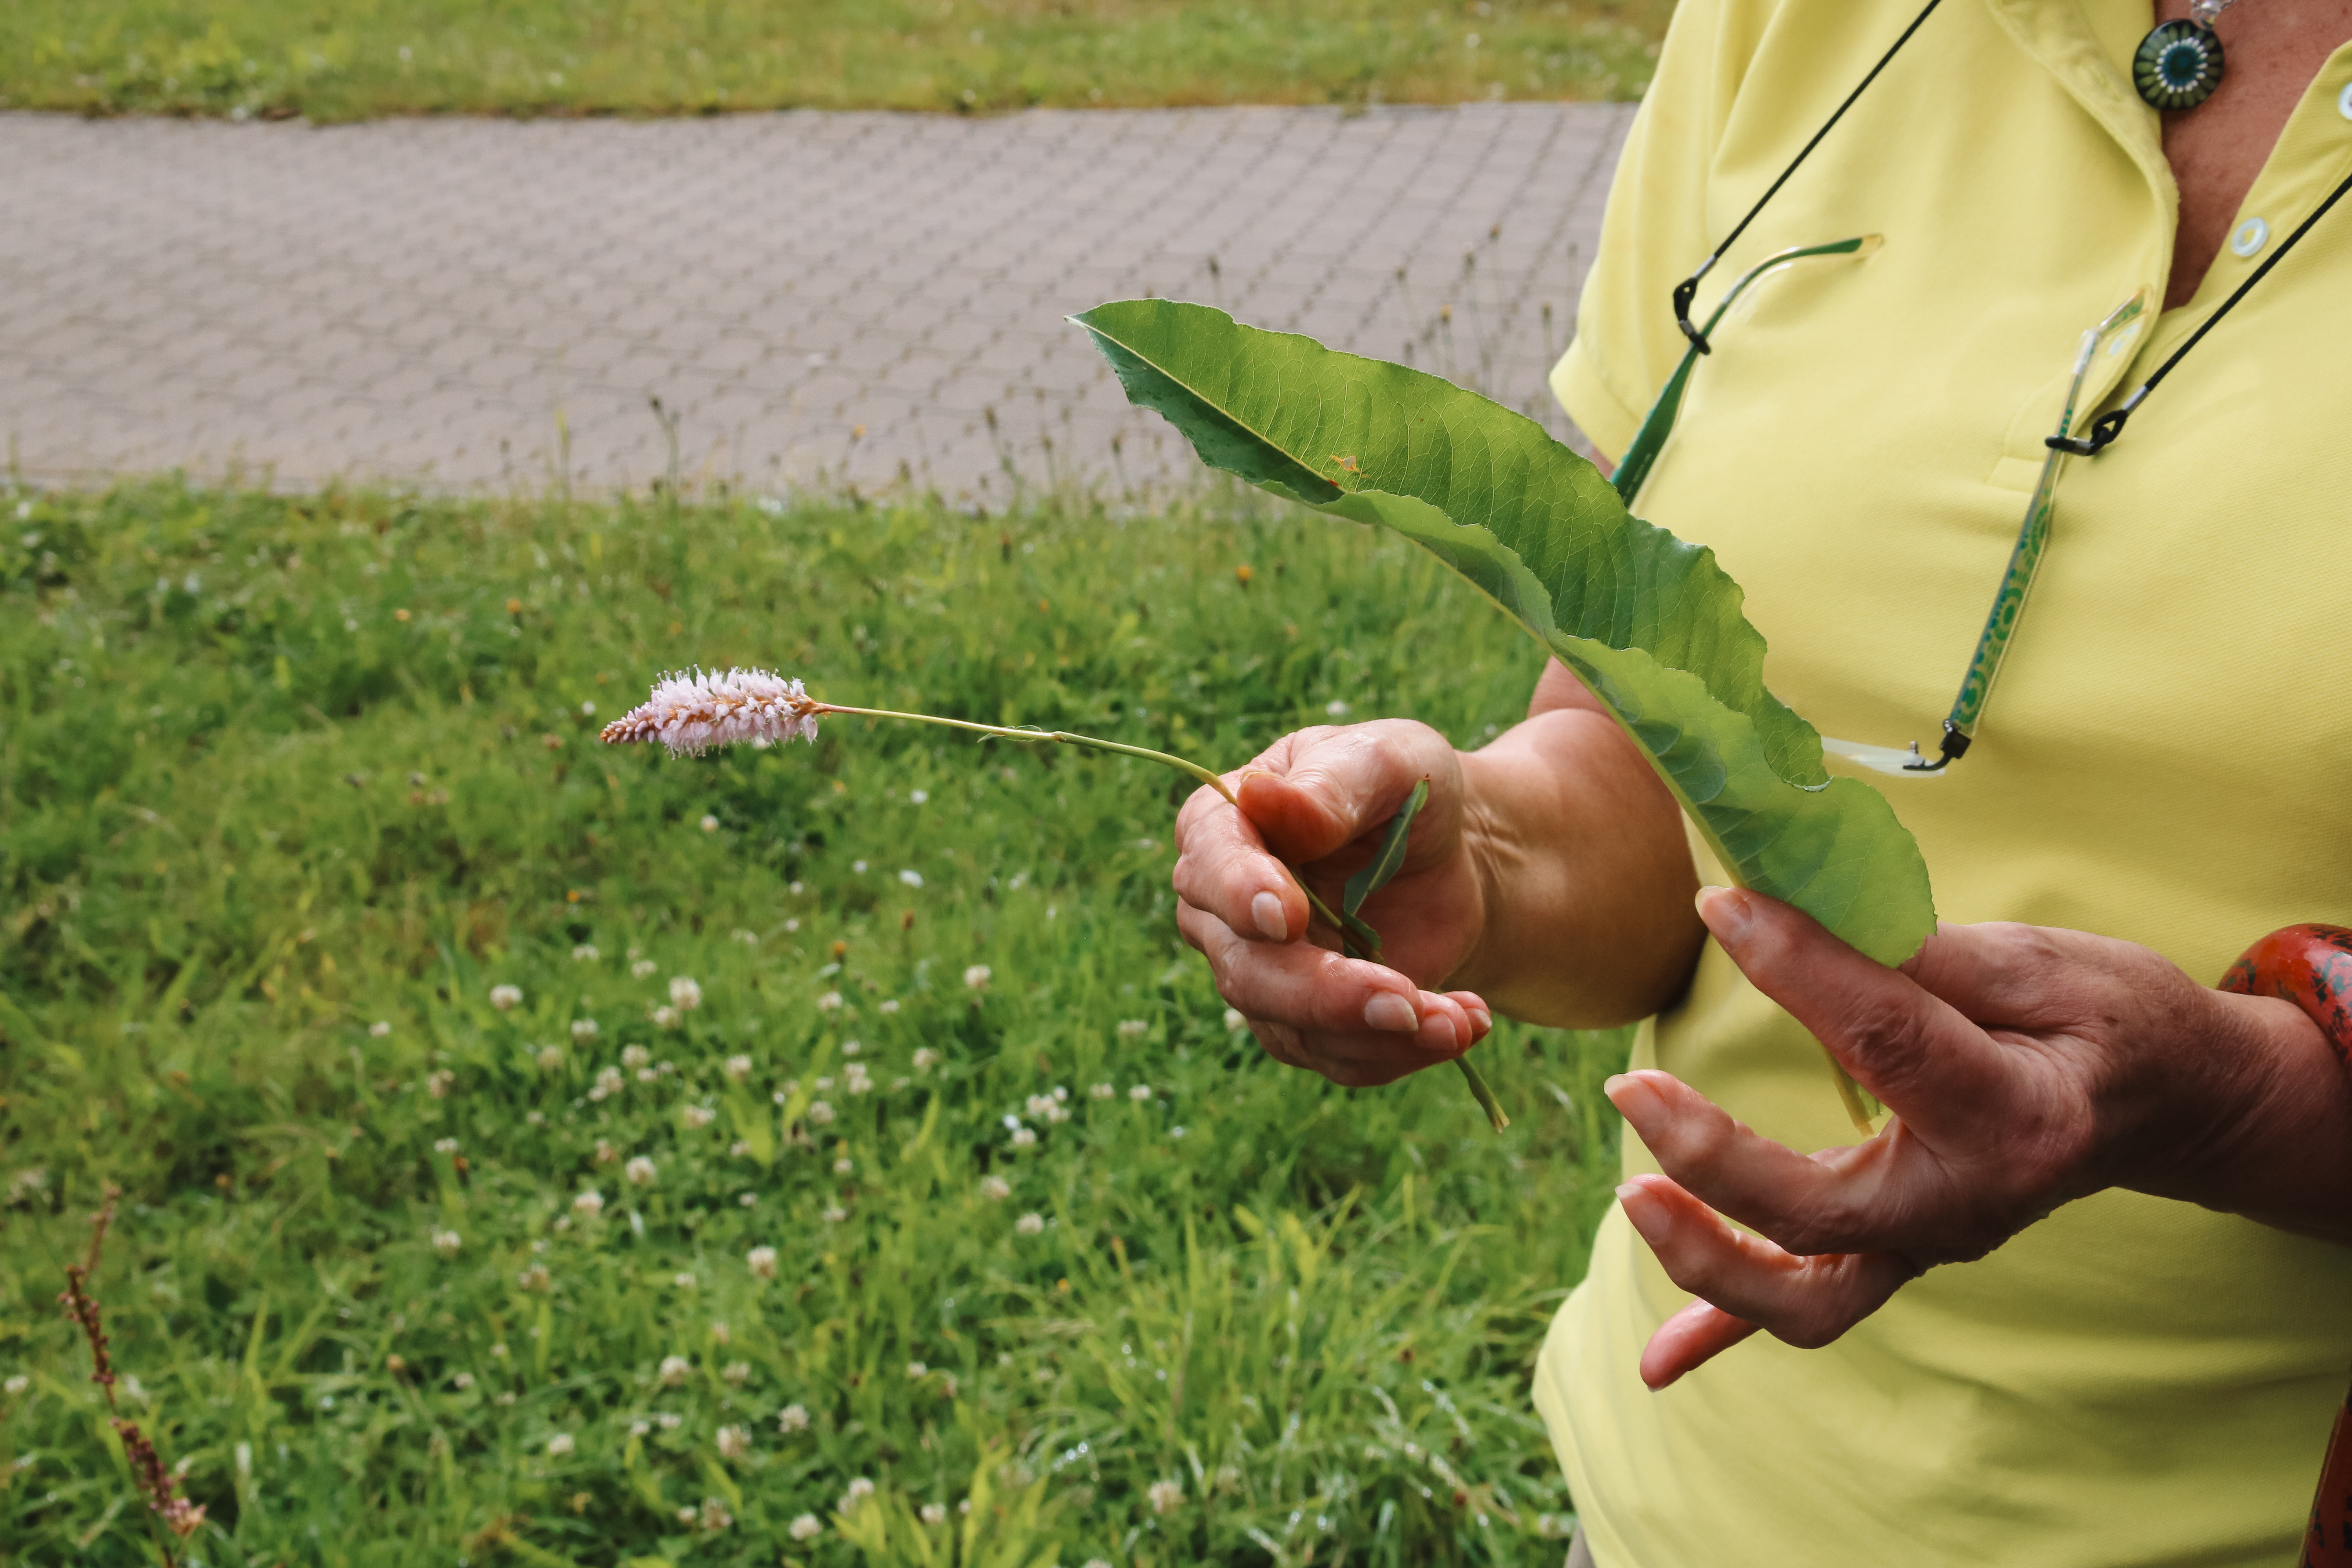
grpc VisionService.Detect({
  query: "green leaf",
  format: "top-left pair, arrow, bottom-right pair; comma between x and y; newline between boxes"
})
1071,299 -> 1935,969
1344,777 -> 1428,918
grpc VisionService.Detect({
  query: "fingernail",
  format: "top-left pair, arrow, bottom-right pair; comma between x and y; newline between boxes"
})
1693,884 -> 1750,945
1251,891 -> 1289,942
1616,1182 -> 1671,1245
1467,1005 -> 1493,1039
1363,993 -> 1419,1033
1604,1073 -> 1663,1127
1415,1012 -> 1458,1053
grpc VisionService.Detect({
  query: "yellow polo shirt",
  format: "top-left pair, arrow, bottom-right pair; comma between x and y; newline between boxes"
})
1537,2 -> 2352,1564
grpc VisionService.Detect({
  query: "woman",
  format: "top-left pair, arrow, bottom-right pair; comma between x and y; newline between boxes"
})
1170,1 -> 2352,1561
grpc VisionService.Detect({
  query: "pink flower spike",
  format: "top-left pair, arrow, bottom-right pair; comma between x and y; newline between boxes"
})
601,668 -> 822,755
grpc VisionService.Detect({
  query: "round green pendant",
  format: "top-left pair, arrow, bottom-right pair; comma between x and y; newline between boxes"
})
2134,20 -> 2224,111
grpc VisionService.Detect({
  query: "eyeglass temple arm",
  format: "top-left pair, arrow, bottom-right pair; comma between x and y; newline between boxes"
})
1615,237 -> 1881,505
1668,0 -> 1947,352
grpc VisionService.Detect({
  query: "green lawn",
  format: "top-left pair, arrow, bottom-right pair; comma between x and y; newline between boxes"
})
1,0 -> 1668,120
0,476 -> 1628,1565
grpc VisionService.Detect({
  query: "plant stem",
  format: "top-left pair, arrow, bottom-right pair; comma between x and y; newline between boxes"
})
815,701 -> 1510,1133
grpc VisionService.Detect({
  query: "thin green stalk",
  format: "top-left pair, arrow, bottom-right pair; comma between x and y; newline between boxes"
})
818,702 -> 1510,1133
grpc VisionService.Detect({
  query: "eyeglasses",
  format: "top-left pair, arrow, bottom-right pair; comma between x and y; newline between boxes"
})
1608,0 -> 2349,777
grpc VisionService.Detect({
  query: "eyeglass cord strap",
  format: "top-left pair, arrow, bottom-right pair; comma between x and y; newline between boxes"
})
1671,0 -> 1945,352
2051,161 -> 2352,456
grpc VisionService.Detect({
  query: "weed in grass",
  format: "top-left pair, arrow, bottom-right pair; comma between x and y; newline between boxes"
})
0,0 -> 1671,121
0,476 -> 1624,1563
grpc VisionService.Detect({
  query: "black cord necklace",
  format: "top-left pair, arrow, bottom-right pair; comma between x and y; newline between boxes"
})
2134,0 -> 2245,110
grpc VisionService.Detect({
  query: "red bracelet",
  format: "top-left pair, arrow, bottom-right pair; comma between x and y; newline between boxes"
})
2218,924 -> 2352,1568
2220,923 -> 2352,1065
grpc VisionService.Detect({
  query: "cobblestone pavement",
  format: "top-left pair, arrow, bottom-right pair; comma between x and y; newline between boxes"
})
2,104 -> 1629,501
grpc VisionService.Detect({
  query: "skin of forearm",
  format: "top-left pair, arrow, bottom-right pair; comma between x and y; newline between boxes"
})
2131,989 -> 2352,1243
1443,696 -> 1706,1028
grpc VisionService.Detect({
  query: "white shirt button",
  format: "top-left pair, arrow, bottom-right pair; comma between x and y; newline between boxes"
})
2231,216 -> 2270,257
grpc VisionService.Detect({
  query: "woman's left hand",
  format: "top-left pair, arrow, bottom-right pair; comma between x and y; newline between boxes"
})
1610,886 -> 2352,1390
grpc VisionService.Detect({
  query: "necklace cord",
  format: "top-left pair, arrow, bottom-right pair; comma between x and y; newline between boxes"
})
1671,0 -> 1945,352
2052,162 -> 2352,456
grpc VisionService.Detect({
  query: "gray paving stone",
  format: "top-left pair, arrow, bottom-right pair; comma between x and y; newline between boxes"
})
0,103 -> 1630,501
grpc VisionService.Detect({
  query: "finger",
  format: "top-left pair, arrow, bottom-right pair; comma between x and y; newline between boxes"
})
1639,1299 -> 1761,1390
1616,1175 -> 1911,1354
1178,906 -> 1472,1081
1173,782 -> 1310,946
1606,1070 -> 1893,1255
1695,886 -> 2016,1140
1233,719 -> 1457,868
1439,990 -> 1494,1042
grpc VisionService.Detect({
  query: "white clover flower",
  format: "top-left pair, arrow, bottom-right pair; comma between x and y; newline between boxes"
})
660,1355 -> 691,1387
426,1070 -> 456,1098
669,976 -> 703,1011
594,1139 -> 618,1163
732,928 -> 758,946
657,1412 -> 682,1430
453,1372 -> 475,1390
746,1244 -> 779,1279
1129,1084 -> 1153,1102
1014,1212 -> 1044,1236
638,1067 -> 659,1082
698,1497 -> 734,1531
622,1045 -> 652,1069
852,859 -> 869,874
589,1067 -> 622,1101
651,1005 -> 677,1029
821,1205 -> 848,1223
840,1039 -> 861,1056
490,985 -> 523,1011
739,1192 -> 758,1207
700,814 -> 720,833
979,1175 -> 1011,1202
788,1514 -> 822,1540
909,789 -> 929,804
491,1342 -> 509,1358
624,1156 -> 657,1187
921,1503 -> 949,1526
682,1105 -> 716,1130
1147,1478 -> 1183,1514
434,1137 -> 460,1154
536,1045 -> 564,1071
1009,1127 -> 1036,1148
1117,1019 -> 1149,1038
807,1100 -> 835,1126
815,990 -> 843,1013
370,1020 -> 392,1037
906,1360 -> 927,1379
731,1141 -> 753,1158
722,1361 -> 751,1386
716,1423 -> 750,1459
632,958 -> 659,979
842,1477 -> 876,1511
844,1065 -> 873,1096
711,1321 -> 731,1344
778,1403 -> 811,1433
571,1017 -> 599,1041
517,1263 -> 551,1292
573,1189 -> 605,1218
673,1272 -> 697,1289
962,965 -> 991,991
546,1432 -> 575,1457
879,998 -> 901,1014
1223,1007 -> 1246,1032
431,1229 -> 462,1257
601,668 -> 822,756
573,943 -> 599,961
631,1419 -> 652,1437
1326,699 -> 1351,716
834,1156 -> 854,1175
1090,1082 -> 1116,1100
892,1076 -> 911,1091
898,869 -> 924,887
723,1053 -> 753,1083
913,1047 -> 940,1072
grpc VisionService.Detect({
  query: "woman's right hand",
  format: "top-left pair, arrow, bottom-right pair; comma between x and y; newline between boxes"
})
1171,665 -> 1707,1086
1172,719 -> 1494,1086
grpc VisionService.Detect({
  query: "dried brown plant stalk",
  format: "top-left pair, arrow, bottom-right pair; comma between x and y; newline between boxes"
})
60,1183 -> 205,1564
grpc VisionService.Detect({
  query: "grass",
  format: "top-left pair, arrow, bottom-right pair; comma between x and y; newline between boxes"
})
0,474 -> 1630,1566
0,0 -> 1670,120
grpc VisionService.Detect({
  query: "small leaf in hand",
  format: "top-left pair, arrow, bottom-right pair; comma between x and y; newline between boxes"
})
1345,777 -> 1429,919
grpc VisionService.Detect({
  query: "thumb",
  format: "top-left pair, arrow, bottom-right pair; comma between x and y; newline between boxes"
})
1236,721 -> 1453,866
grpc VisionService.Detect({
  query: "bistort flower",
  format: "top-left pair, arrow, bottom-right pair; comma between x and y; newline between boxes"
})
599,668 -> 821,755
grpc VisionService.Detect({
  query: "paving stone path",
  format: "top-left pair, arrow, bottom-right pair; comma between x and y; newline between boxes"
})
2,104 -> 1630,501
